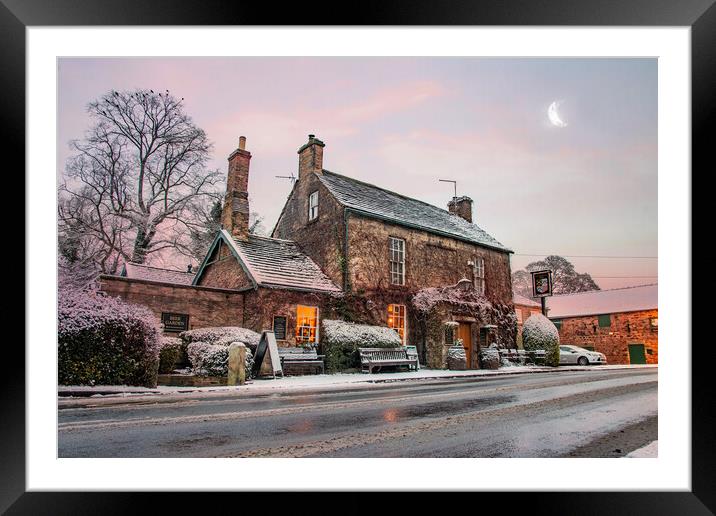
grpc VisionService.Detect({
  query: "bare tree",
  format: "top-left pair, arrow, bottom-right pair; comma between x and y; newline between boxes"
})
512,255 -> 600,298
59,89 -> 222,273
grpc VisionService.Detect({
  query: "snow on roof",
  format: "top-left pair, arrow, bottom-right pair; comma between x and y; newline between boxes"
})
318,170 -> 512,253
513,293 -> 541,308
122,262 -> 195,285
227,232 -> 342,293
547,284 -> 658,319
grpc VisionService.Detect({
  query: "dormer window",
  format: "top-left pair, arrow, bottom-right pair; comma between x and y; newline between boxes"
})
308,191 -> 319,221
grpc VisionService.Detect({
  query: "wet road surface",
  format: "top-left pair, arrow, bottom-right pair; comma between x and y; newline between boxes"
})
58,368 -> 657,458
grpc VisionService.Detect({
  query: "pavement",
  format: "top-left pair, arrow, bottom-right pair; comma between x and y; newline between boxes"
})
58,363 -> 657,398
58,367 -> 658,458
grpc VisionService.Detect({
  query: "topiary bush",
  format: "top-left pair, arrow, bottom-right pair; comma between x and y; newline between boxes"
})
58,288 -> 161,387
522,313 -> 560,366
321,319 -> 402,372
180,327 -> 259,376
158,336 -> 182,374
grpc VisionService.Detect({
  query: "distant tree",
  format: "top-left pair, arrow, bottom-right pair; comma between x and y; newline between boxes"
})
512,255 -> 600,298
59,88 -> 222,274
249,211 -> 267,236
188,199 -> 223,262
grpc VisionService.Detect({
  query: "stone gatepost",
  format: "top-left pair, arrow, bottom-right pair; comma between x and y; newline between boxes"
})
228,342 -> 247,385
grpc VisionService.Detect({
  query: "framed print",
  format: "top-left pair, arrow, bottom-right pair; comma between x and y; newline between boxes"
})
6,0 -> 713,513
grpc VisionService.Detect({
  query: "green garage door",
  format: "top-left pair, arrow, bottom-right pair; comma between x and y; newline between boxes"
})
628,343 -> 647,364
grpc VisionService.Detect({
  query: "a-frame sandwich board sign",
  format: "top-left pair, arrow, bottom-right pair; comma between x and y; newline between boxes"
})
252,330 -> 283,379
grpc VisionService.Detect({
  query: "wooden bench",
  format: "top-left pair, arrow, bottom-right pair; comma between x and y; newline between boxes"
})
359,347 -> 418,374
278,347 -> 325,375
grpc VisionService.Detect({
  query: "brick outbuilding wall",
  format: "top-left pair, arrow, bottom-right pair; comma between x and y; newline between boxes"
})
99,276 -> 247,334
554,309 -> 658,364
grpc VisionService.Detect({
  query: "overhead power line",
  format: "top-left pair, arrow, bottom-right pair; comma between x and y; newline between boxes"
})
514,254 -> 658,259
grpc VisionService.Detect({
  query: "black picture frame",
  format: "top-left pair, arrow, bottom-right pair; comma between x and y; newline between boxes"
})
6,0 -> 710,513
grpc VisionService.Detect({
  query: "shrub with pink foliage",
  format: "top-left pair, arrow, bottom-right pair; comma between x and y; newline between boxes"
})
58,287 -> 162,387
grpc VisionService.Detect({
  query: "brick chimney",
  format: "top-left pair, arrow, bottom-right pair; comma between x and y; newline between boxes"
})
222,136 -> 251,241
448,196 -> 473,223
297,134 -> 325,180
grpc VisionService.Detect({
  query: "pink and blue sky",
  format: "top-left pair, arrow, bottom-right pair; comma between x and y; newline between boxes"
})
58,57 -> 657,289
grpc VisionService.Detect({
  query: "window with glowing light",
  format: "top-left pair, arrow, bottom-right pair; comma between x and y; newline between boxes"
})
387,304 -> 406,344
308,191 -> 319,221
389,237 -> 405,285
295,305 -> 319,344
474,256 -> 485,295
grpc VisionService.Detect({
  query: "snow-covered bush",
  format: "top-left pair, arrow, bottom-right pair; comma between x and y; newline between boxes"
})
479,345 -> 500,370
447,344 -> 467,370
158,336 -> 182,374
58,287 -> 161,387
322,319 -> 402,372
522,313 -> 560,366
186,342 -> 254,377
180,326 -> 260,351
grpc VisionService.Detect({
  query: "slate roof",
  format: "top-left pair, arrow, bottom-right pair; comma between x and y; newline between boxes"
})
224,231 -> 341,293
122,262 -> 195,285
317,170 -> 512,253
547,284 -> 658,319
513,293 -> 541,308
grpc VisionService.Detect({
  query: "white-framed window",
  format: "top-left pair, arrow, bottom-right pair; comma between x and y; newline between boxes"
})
389,237 -> 405,285
474,256 -> 485,295
296,305 -> 319,344
387,304 -> 406,344
308,191 -> 319,221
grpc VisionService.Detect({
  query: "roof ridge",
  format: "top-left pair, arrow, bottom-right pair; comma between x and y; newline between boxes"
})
550,283 -> 658,297
322,169 -> 454,215
248,233 -> 297,244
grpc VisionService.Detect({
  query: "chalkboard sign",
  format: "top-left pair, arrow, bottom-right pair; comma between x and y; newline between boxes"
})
252,331 -> 283,379
272,316 -> 287,341
161,312 -> 189,332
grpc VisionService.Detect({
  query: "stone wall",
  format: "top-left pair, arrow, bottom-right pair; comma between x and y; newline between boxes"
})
196,240 -> 254,290
272,172 -> 347,289
554,309 -> 658,364
346,214 -> 513,304
98,276 -> 246,334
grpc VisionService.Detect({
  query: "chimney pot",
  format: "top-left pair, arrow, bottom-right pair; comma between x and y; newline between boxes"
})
297,134 -> 325,180
448,195 -> 474,223
238,136 -> 246,150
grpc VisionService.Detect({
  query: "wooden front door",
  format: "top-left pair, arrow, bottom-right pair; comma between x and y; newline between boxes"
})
458,323 -> 473,369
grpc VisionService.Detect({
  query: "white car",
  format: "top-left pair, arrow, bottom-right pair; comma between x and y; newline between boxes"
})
559,345 -> 607,366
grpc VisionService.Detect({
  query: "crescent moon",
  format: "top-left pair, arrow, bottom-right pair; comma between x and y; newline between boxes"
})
548,101 -> 568,128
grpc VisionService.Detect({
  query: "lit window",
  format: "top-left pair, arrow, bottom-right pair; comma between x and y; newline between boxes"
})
389,237 -> 405,285
474,256 -> 485,295
308,191 -> 319,221
296,305 -> 319,344
387,304 -> 406,344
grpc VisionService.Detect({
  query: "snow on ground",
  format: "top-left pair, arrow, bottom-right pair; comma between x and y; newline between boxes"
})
626,440 -> 658,457
58,364 -> 657,398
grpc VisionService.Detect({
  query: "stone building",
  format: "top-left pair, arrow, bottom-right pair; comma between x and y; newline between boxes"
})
513,293 -> 542,348
100,134 -> 516,368
546,284 -> 658,364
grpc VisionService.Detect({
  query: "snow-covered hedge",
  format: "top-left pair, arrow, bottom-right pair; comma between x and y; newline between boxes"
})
158,336 -> 182,374
187,342 -> 255,377
522,313 -> 560,366
479,345 -> 500,370
58,288 -> 161,387
180,326 -> 260,351
321,319 -> 402,372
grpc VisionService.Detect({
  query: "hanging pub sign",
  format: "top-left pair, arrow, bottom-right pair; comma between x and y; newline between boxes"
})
531,270 -> 553,298
161,312 -> 189,332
